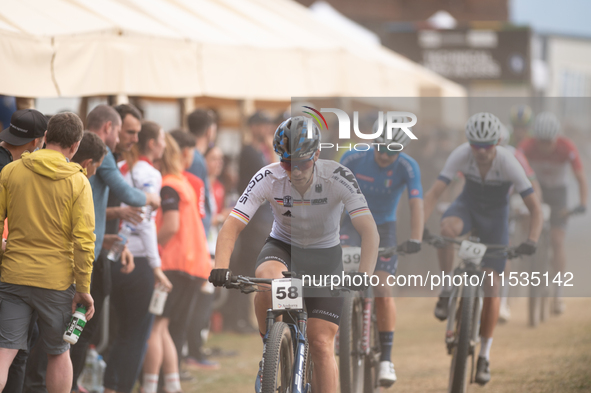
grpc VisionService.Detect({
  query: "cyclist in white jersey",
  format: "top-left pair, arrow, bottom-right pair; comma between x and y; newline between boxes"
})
423,113 -> 543,385
210,116 -> 379,393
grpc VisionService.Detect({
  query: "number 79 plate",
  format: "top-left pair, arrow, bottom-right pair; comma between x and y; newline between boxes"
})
272,278 -> 303,310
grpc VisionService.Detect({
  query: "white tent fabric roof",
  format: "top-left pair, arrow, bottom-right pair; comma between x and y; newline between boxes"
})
0,0 -> 465,99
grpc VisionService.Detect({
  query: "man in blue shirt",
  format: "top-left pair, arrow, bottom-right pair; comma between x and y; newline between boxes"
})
186,109 -> 216,233
340,117 -> 424,388
70,105 -> 159,390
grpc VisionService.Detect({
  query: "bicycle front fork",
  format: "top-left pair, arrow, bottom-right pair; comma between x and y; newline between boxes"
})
445,285 -> 484,354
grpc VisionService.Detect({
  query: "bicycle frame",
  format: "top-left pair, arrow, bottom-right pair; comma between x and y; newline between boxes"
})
445,262 -> 484,357
264,308 -> 310,393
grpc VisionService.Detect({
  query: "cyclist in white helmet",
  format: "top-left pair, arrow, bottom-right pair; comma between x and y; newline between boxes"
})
209,116 -> 379,393
518,112 -> 587,314
424,112 -> 543,385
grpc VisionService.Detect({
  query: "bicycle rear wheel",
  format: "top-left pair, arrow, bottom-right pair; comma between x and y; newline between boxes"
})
448,284 -> 476,393
339,294 -> 365,393
262,322 -> 294,393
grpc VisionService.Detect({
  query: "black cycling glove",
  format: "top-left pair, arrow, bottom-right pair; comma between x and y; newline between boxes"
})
515,240 -> 537,256
344,272 -> 369,291
397,239 -> 422,254
572,205 -> 586,215
209,268 -> 232,287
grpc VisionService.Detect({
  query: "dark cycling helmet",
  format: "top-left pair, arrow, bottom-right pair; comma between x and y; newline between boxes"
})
273,116 -> 320,160
510,104 -> 533,127
373,115 -> 411,148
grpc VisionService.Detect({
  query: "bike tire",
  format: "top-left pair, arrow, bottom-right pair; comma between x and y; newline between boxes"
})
262,322 -> 294,393
339,294 -> 365,393
363,288 -> 380,393
449,284 -> 476,393
529,226 -> 551,327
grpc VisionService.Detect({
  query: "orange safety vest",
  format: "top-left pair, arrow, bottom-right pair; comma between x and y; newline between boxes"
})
156,174 -> 211,280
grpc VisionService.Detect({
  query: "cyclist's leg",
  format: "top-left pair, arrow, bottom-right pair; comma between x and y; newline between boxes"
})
473,207 -> 509,361
439,199 -> 471,277
254,237 -> 291,336
306,299 -> 343,393
543,186 -> 568,310
372,221 -> 398,380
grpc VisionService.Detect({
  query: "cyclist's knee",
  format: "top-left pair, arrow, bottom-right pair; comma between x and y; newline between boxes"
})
308,334 -> 334,359
255,260 -> 287,279
440,217 -> 462,238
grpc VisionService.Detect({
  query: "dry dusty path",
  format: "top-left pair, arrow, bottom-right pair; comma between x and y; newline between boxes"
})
182,296 -> 591,393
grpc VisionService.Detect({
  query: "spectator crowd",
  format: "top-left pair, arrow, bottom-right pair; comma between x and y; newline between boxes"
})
0,104 -> 246,393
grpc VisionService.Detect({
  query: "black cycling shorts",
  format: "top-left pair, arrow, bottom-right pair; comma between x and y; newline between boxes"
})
255,237 -> 344,326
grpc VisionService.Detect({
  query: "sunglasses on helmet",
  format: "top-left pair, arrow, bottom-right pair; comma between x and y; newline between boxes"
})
280,155 -> 315,172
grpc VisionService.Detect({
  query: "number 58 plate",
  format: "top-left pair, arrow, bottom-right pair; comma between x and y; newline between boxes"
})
272,278 -> 303,311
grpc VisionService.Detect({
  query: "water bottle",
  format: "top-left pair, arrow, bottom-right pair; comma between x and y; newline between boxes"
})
93,355 -> 106,393
149,284 -> 169,316
107,224 -> 134,262
79,346 -> 98,391
63,305 -> 87,344
142,183 -> 156,222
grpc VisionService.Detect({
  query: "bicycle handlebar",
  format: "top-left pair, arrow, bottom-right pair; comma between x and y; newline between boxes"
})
423,231 -> 520,259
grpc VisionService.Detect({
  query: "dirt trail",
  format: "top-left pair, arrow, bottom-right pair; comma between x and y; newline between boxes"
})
182,296 -> 591,393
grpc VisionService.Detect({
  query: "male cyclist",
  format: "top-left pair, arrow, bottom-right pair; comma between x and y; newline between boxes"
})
423,112 -> 543,385
509,104 -> 533,146
518,112 -> 587,314
497,125 -> 541,322
209,116 -> 379,393
339,117 -> 424,387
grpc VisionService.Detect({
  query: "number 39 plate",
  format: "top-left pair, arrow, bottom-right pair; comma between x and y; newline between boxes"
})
272,278 -> 303,311
458,240 -> 487,263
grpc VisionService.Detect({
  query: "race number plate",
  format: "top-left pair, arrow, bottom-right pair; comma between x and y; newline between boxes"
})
272,278 -> 303,311
458,240 -> 487,263
342,247 -> 361,273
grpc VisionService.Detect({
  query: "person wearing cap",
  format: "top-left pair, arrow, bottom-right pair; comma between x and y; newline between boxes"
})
0,108 -> 47,393
0,108 -> 47,171
0,112 -> 96,393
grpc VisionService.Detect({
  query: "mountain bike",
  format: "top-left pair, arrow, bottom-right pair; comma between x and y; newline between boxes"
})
225,271 -> 349,393
337,245 -> 402,393
424,232 -> 520,393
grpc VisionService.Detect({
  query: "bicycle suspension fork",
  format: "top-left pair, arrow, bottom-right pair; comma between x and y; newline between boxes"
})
362,295 -> 373,355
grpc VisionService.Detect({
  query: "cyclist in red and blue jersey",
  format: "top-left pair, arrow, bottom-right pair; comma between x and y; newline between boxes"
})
423,112 -> 543,385
340,116 -> 424,387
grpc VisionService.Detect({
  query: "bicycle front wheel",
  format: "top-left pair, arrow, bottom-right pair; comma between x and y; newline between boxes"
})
339,294 -> 365,393
448,284 -> 476,393
262,322 -> 294,393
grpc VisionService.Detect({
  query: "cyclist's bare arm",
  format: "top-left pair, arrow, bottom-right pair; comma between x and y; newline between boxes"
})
409,197 -> 424,241
574,169 -> 588,209
214,216 -> 247,269
523,193 -> 543,243
423,179 -> 448,221
350,214 -> 379,275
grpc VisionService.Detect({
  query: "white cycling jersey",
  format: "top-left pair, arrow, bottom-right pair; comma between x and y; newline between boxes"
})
230,160 -> 370,248
438,143 -> 534,206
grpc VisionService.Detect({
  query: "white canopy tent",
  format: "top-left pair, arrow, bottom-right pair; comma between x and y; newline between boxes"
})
0,0 -> 465,99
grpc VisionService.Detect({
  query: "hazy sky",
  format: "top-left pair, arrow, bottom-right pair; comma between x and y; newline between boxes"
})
510,0 -> 591,37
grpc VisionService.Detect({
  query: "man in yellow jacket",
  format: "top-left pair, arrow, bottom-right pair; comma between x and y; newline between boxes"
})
0,112 -> 96,393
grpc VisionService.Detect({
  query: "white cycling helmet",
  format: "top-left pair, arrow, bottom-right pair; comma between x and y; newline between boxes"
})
533,112 -> 560,140
374,115 -> 411,148
465,112 -> 503,144
498,124 -> 512,147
